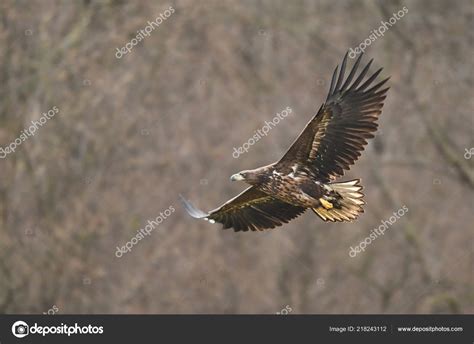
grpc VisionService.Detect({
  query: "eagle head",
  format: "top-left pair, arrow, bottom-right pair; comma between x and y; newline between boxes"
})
230,169 -> 262,184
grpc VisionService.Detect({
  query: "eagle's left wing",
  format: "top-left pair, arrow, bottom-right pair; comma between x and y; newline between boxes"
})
276,52 -> 389,182
180,187 -> 306,232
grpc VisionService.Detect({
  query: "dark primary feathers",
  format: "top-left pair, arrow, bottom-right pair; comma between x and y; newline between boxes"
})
277,52 -> 389,182
181,52 -> 389,231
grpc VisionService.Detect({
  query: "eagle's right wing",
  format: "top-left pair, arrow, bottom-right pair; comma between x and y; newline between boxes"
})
180,187 -> 306,232
276,52 -> 389,182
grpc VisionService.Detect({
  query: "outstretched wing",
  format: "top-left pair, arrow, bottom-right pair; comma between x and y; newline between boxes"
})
180,187 -> 306,232
276,52 -> 389,182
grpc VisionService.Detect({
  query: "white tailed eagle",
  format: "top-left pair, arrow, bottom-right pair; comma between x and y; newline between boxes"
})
181,52 -> 389,232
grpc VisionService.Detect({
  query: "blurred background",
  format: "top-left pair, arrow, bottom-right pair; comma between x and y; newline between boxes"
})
0,0 -> 472,314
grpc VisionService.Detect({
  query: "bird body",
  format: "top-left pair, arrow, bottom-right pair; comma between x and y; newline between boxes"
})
234,164 -> 325,208
181,52 -> 389,232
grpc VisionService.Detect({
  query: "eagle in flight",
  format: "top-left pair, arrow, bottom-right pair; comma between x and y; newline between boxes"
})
181,52 -> 389,232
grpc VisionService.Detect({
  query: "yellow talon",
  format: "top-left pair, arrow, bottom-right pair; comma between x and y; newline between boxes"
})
320,198 -> 333,209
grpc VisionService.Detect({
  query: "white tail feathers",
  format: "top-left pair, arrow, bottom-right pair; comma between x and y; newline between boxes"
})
312,179 -> 365,222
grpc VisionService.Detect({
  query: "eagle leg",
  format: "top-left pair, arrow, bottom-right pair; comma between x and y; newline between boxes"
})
319,198 -> 333,209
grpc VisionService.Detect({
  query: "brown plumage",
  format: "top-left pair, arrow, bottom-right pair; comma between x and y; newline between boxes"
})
181,52 -> 389,232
